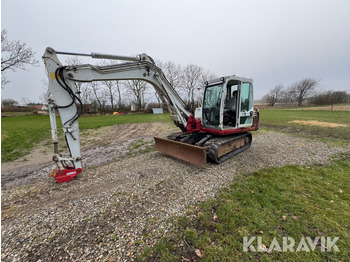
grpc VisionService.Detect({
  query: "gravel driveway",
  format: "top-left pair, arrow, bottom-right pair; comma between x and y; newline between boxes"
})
1,122 -> 348,261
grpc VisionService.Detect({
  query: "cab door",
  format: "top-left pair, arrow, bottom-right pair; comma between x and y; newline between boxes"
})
238,82 -> 254,128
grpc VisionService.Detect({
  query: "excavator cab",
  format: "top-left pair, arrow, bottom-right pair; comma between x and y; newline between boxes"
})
202,76 -> 254,130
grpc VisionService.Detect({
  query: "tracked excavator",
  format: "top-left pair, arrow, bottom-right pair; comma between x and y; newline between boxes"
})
43,47 -> 259,183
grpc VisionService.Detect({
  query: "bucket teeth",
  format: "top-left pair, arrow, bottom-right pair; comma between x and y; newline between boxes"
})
154,137 -> 207,167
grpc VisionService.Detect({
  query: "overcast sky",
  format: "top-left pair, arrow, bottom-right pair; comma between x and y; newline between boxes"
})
2,0 -> 350,102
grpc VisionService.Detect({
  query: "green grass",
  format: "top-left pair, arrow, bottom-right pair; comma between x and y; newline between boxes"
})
259,109 -> 350,142
78,113 -> 171,129
2,115 -> 51,161
140,155 -> 350,261
1,112 -> 35,117
3,109 -> 349,162
1,113 -> 171,162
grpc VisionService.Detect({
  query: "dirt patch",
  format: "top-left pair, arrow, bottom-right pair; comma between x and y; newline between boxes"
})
1,122 -> 177,189
1,141 -> 53,173
288,120 -> 347,128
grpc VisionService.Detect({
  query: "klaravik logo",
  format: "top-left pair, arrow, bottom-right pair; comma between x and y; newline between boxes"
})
243,236 -> 339,252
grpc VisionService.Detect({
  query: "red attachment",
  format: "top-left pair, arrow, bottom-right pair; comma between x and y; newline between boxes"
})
186,114 -> 202,133
50,167 -> 82,183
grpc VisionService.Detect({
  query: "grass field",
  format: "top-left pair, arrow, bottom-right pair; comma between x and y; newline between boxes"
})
1,113 -> 171,162
259,109 -> 350,143
255,103 -> 350,112
2,108 -> 349,162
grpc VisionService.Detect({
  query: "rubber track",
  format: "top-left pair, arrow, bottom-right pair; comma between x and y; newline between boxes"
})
204,132 -> 252,164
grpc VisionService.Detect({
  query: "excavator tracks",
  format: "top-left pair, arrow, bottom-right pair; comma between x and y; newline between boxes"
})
204,132 -> 252,164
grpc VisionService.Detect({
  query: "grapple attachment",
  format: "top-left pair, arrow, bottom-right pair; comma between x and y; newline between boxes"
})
154,137 -> 207,167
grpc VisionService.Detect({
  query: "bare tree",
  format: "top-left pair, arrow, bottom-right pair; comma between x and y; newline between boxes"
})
101,80 -> 117,111
280,87 -> 297,106
181,64 -> 203,109
156,60 -> 185,106
79,83 -> 94,111
154,92 -> 162,107
115,81 -> 125,109
2,98 -> 18,107
201,69 -> 218,88
96,60 -> 127,111
290,78 -> 319,106
157,60 -> 182,91
156,60 -> 217,108
1,30 -> 38,86
126,80 -> 149,110
91,82 -> 107,114
267,84 -> 284,107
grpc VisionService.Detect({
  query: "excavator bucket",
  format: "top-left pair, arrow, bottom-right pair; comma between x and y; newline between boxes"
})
154,137 -> 207,167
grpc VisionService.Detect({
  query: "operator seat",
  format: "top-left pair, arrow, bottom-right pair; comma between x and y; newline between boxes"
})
226,97 -> 236,110
223,90 -> 237,126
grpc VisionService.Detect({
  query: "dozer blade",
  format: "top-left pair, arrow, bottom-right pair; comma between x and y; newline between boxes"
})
154,137 -> 207,167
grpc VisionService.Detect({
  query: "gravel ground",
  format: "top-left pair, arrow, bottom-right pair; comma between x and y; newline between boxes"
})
1,123 -> 348,261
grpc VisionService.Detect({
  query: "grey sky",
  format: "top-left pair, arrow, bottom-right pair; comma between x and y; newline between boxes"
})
2,0 -> 350,102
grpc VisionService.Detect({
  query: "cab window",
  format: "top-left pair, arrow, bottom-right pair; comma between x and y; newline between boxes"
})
241,82 -> 252,111
202,84 -> 222,126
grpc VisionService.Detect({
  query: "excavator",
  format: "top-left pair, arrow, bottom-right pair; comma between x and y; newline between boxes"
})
43,47 -> 259,183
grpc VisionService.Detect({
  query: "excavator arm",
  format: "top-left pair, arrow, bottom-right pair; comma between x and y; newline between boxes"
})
42,47 -> 199,182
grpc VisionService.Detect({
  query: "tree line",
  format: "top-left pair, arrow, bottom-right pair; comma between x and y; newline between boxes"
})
62,59 -> 217,114
262,78 -> 350,108
1,29 -> 217,113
